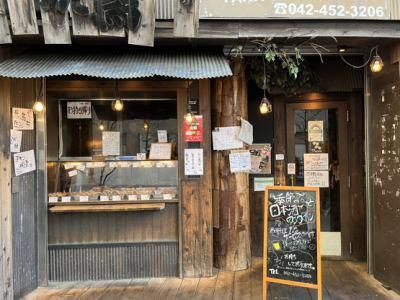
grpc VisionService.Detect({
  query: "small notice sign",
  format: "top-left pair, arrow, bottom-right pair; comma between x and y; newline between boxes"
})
239,118 -> 253,145
254,177 -> 274,191
184,115 -> 204,142
184,148 -> 204,176
67,102 -> 92,119
149,143 -> 172,160
287,163 -> 296,175
304,153 -> 329,171
249,144 -> 272,174
14,150 -> 36,176
12,108 -> 34,130
212,126 -> 243,150
229,151 -> 251,173
304,171 -> 329,188
10,129 -> 22,153
102,131 -> 120,156
308,121 -> 324,142
157,130 -> 168,143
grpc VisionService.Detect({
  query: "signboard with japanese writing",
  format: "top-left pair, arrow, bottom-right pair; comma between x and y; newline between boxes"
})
263,186 -> 322,299
184,148 -> 204,176
184,115 -> 204,142
200,0 -> 391,20
67,102 -> 92,119
12,108 -> 34,130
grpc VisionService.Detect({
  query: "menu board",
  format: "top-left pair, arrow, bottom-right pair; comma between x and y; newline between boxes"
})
263,186 -> 322,298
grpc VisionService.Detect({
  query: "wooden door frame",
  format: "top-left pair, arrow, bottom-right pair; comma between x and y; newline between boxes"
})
286,100 -> 351,259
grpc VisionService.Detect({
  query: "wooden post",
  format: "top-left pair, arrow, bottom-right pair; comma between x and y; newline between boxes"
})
0,77 -> 13,299
128,0 -> 156,47
40,2 -> 71,44
6,0 -> 39,35
0,0 -> 11,44
174,0 -> 200,38
213,59 -> 251,271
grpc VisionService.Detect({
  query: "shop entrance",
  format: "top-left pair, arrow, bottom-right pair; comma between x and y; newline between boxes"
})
286,98 -> 361,259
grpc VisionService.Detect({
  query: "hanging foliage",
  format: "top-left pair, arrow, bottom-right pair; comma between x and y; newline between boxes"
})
247,44 -> 318,94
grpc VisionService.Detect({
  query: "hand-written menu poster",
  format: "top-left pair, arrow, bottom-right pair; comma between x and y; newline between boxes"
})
304,171 -> 329,188
229,151 -> 251,173
304,153 -> 329,171
184,115 -> 204,142
157,130 -> 168,143
67,102 -> 92,119
184,148 -> 204,176
14,150 -> 36,176
308,121 -> 324,142
264,186 -> 321,295
239,118 -> 253,145
249,144 -> 272,174
12,108 -> 34,130
102,131 -> 120,156
212,126 -> 243,150
10,129 -> 22,153
149,143 -> 172,160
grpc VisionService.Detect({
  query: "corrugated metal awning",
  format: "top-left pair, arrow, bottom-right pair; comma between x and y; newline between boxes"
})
0,50 -> 232,79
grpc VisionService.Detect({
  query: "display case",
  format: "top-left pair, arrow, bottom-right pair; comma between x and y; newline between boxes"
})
47,159 -> 178,212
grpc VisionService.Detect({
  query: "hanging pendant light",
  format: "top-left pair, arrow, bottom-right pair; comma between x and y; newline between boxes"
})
259,56 -> 272,114
370,49 -> 384,73
112,80 -> 124,111
33,78 -> 45,113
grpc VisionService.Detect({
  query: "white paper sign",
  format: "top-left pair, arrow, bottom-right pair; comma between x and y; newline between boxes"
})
229,151 -> 251,173
157,130 -> 168,143
149,143 -> 172,160
12,108 -> 34,130
275,154 -> 285,161
239,118 -> 253,145
61,196 -> 71,202
308,121 -> 324,142
49,197 -> 58,203
79,196 -> 89,202
67,102 -> 92,119
102,131 -> 120,156
68,170 -> 78,177
10,130 -> 22,153
304,153 -> 329,171
287,163 -> 296,175
304,170 -> 329,188
13,150 -> 36,176
212,126 -> 244,150
184,148 -> 204,176
76,164 -> 86,172
254,177 -> 275,192
112,195 -> 122,201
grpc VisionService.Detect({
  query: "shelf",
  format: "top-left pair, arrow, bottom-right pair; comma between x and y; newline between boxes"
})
49,202 -> 166,213
48,199 -> 179,206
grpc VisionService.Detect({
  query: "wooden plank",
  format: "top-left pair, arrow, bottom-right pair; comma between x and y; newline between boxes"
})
49,203 -> 165,213
93,0 -> 126,38
175,278 -> 199,300
70,0 -> 99,36
0,77 -> 12,300
192,276 -> 217,300
39,2 -> 71,44
174,0 -> 199,38
128,0 -> 155,47
0,0 -> 11,43
133,278 -> 166,299
157,277 -> 182,298
6,0 -> 39,35
213,270 -> 234,300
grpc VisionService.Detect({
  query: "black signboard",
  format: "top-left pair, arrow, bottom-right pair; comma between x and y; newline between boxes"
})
263,186 -> 322,299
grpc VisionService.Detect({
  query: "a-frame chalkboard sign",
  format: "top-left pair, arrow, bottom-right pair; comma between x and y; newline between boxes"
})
263,186 -> 322,299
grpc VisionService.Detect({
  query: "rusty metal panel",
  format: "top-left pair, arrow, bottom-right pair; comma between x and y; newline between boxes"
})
48,242 -> 179,281
10,79 -> 38,299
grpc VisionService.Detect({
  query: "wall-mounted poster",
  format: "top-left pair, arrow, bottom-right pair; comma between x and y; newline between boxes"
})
184,115 -> 203,142
10,129 -> 22,153
149,143 -> 172,160
304,153 -> 329,171
287,163 -> 296,175
12,108 -> 34,130
229,151 -> 251,173
308,121 -> 324,142
239,118 -> 253,145
67,102 -> 92,119
254,177 -> 274,192
212,126 -> 243,150
157,130 -> 168,143
304,171 -> 329,188
184,148 -> 204,176
102,131 -> 120,156
14,150 -> 36,176
249,144 -> 272,174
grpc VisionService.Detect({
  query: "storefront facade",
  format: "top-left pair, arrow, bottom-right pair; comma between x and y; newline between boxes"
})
0,1 -> 399,299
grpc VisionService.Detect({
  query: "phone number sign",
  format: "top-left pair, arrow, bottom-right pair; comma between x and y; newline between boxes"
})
200,0 -> 391,20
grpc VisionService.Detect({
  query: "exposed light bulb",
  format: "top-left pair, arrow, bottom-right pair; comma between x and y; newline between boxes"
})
185,113 -> 193,124
33,100 -> 45,112
112,99 -> 124,111
99,124 -> 105,131
144,121 -> 149,129
370,55 -> 384,73
259,97 -> 272,114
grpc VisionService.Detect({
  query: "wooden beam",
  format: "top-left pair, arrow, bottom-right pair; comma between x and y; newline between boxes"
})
49,203 -> 165,213
0,0 -> 11,44
128,0 -> 156,47
70,0 -> 99,37
0,77 -> 13,299
6,0 -> 39,35
40,3 -> 71,44
174,0 -> 199,38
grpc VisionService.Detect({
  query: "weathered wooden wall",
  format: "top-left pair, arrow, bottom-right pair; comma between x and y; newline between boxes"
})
212,59 -> 251,271
370,44 -> 400,293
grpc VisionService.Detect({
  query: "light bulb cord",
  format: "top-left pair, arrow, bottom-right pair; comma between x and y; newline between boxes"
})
262,56 -> 267,98
339,46 -> 379,69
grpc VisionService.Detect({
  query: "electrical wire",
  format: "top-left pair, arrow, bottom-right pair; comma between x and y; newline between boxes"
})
339,46 -> 378,69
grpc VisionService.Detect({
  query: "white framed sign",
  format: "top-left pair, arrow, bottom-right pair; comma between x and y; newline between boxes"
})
149,143 -> 172,160
308,121 -> 324,142
304,153 -> 329,171
304,170 -> 329,188
229,151 -> 251,173
67,102 -> 92,119
102,131 -> 120,156
184,148 -> 204,176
